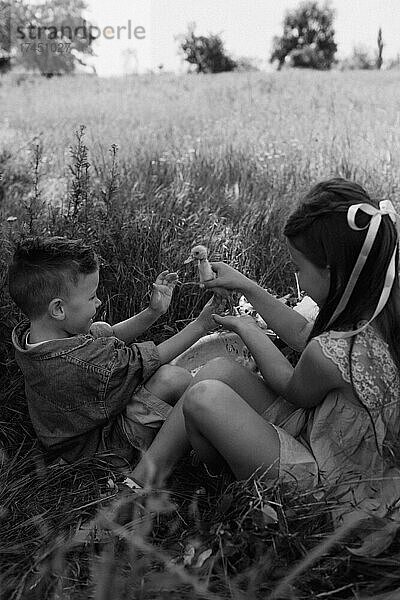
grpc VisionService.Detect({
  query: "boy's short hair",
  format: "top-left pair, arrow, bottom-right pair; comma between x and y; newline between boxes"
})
8,236 -> 99,319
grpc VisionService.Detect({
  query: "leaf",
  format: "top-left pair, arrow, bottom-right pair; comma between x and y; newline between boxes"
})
71,519 -> 114,547
195,548 -> 212,568
347,521 -> 400,558
261,503 -> 278,525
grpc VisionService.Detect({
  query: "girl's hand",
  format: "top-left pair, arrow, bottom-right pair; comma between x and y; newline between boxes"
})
202,262 -> 251,292
149,271 -> 178,315
212,313 -> 259,334
195,296 -> 227,333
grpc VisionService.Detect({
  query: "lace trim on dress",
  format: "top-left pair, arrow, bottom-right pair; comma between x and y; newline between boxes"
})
315,324 -> 400,412
317,335 -> 351,384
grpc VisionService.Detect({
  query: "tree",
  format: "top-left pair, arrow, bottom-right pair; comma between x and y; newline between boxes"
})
178,23 -> 237,74
376,27 -> 383,70
270,1 -> 337,70
0,1 -> 12,73
1,0 -> 95,76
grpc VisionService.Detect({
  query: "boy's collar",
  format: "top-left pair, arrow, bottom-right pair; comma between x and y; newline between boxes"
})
25,330 -> 69,349
11,320 -> 88,355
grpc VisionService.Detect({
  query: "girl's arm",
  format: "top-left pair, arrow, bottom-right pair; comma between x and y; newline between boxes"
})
203,263 -> 312,351
283,338 -> 345,407
241,279 -> 313,351
214,314 -> 345,408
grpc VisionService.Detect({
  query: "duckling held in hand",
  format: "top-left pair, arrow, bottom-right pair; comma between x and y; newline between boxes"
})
184,245 -> 230,300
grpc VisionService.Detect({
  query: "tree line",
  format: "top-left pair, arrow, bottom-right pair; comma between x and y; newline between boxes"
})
0,0 -> 391,76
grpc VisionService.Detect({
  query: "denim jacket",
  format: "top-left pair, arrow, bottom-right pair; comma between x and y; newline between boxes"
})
12,320 -> 161,464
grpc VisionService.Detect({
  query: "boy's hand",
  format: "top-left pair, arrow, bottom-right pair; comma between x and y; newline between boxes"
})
211,313 -> 259,334
149,271 -> 178,315
195,296 -> 228,333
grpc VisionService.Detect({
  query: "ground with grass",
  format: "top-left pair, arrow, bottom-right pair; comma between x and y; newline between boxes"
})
1,70 -> 400,599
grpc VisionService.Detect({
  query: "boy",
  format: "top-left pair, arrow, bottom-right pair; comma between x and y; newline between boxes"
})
9,236 -> 220,469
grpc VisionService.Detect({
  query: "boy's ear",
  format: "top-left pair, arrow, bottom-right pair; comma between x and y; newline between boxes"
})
48,298 -> 66,321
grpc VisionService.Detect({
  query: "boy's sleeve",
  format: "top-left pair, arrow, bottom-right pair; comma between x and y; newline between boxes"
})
103,340 -> 162,419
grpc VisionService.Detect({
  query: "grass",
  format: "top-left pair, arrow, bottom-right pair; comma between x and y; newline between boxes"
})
1,69 -> 400,599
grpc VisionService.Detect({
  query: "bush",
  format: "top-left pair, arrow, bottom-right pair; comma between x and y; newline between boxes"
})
340,46 -> 376,70
178,24 -> 237,74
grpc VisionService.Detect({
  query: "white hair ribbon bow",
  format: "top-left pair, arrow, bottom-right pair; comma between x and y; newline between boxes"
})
328,200 -> 399,338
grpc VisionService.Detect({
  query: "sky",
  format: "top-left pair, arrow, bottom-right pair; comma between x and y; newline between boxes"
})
81,0 -> 400,76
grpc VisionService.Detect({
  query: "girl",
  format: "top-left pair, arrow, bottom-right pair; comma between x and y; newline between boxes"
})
130,178 -> 400,516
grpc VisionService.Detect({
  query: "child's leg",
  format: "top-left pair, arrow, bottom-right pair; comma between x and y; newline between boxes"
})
189,357 -> 278,414
179,358 -> 280,472
130,396 -> 189,486
121,365 -> 191,455
183,380 -> 280,480
144,365 -> 192,407
130,358 -> 279,485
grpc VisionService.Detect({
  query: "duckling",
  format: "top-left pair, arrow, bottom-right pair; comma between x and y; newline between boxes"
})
184,245 -> 214,283
184,244 -> 231,303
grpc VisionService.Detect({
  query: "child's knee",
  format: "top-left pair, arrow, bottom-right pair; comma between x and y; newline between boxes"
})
183,380 -> 224,421
195,357 -> 236,381
147,365 -> 192,405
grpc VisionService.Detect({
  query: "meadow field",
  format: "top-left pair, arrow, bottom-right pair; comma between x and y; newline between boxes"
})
1,69 -> 400,599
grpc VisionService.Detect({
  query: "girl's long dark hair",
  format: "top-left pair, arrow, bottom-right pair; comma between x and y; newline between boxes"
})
283,178 -> 400,371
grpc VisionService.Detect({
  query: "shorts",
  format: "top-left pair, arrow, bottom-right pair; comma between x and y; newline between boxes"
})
120,384 -> 173,452
270,424 -> 318,488
261,397 -> 318,488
